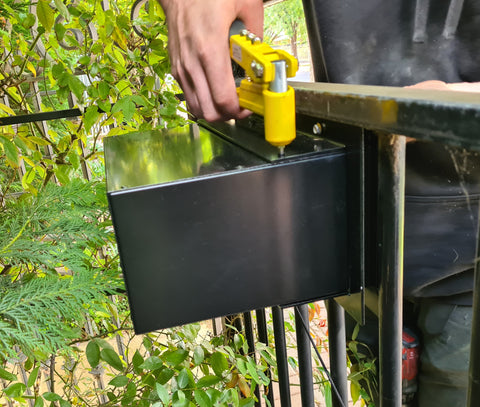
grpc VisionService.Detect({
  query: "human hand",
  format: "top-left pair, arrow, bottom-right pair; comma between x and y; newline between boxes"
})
407,80 -> 480,92
158,0 -> 264,122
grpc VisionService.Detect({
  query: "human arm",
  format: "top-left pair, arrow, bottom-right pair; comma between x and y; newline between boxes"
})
158,0 -> 264,122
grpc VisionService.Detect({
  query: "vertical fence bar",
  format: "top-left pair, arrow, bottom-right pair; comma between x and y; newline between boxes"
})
377,133 -> 406,407
326,299 -> 349,407
294,305 -> 315,406
467,205 -> 480,406
244,312 -> 261,407
272,306 -> 291,407
256,309 -> 275,406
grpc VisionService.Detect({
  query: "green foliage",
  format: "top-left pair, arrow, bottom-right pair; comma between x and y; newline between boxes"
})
264,0 -> 308,59
348,324 -> 378,407
0,323 -> 275,406
0,0 -> 186,192
0,179 -> 122,360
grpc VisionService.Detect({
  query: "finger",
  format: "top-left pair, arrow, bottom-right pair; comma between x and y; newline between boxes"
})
201,41 -> 244,121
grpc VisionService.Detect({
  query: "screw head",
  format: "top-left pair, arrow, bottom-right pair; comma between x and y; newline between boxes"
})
250,60 -> 264,78
313,123 -> 322,135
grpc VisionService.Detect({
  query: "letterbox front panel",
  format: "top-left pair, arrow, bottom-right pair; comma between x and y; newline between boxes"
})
105,126 -> 351,333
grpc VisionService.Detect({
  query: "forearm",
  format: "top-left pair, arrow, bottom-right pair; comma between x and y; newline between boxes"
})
157,0 -> 264,121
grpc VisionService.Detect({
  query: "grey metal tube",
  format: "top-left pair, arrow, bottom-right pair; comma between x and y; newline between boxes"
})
377,133 -> 406,407
272,306 -> 291,406
294,305 -> 315,406
326,299 -> 349,407
269,60 -> 288,93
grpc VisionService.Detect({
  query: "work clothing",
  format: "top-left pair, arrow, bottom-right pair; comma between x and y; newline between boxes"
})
304,0 -> 480,404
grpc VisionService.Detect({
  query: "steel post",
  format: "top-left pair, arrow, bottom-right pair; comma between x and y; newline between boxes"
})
294,305 -> 315,406
256,309 -> 275,406
377,133 -> 406,407
243,312 -> 261,406
272,306 -> 291,406
326,299 -> 349,407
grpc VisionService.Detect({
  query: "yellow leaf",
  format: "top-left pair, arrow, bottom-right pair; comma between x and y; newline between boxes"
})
0,103 -> 15,115
237,376 -> 251,398
26,61 -> 36,77
112,26 -> 127,51
350,380 -> 361,405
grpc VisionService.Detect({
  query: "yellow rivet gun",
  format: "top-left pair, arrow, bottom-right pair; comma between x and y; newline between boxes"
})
230,27 -> 299,155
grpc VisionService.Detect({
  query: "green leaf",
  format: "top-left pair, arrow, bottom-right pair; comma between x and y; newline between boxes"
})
27,136 -> 50,146
157,368 -> 175,385
27,367 -> 40,388
34,397 -> 44,407
37,0 -> 54,32
54,23 -> 67,41
155,382 -> 169,404
98,81 -> 111,99
21,168 -> 36,190
0,367 -> 17,382
176,368 -> 189,389
140,356 -> 163,371
149,39 -> 164,51
94,338 -> 114,351
210,352 -> 228,377
43,392 -> 62,402
0,137 -> 19,167
78,55 -> 90,66
173,390 -> 187,407
22,13 -> 36,29
132,350 -> 144,372
239,399 -> 255,407
112,97 -> 135,122
53,0 -> 70,20
86,340 -> 100,368
352,323 -> 360,341
98,100 -> 111,113
246,358 -> 261,384
55,164 -> 71,185
193,346 -> 205,366
100,348 -> 124,371
67,150 -> 80,170
52,63 -> 66,78
194,389 -> 212,407
83,105 -> 100,134
67,74 -> 86,100
59,400 -> 71,407
162,349 -> 188,367
4,382 -> 26,398
196,375 -> 220,388
109,375 -> 129,387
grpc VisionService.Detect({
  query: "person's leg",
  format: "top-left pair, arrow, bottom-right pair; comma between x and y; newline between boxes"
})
417,301 -> 472,407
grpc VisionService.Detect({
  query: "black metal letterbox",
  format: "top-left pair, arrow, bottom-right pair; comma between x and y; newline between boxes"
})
105,121 -> 357,333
